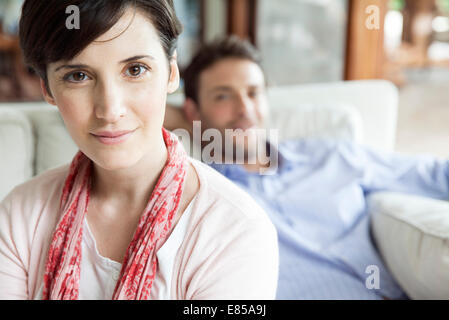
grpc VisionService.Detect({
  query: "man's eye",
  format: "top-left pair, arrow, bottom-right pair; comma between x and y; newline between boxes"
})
65,72 -> 89,82
215,94 -> 229,101
249,90 -> 262,98
126,64 -> 148,77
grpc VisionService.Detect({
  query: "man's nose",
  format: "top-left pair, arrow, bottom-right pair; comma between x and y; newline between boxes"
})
94,80 -> 127,122
235,94 -> 255,117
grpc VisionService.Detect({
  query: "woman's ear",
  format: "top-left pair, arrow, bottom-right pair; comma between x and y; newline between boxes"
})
40,78 -> 57,106
167,52 -> 180,94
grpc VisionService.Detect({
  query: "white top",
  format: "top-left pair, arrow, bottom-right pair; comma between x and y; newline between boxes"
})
78,196 -> 196,300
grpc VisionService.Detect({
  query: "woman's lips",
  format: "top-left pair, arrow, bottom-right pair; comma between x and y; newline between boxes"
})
91,130 -> 135,145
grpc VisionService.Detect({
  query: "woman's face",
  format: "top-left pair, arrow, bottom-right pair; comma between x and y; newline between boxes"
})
42,8 -> 179,171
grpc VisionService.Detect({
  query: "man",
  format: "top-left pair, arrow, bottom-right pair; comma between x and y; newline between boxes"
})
165,36 -> 449,299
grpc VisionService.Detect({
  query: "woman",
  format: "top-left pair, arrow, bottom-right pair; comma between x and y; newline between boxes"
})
0,0 -> 278,300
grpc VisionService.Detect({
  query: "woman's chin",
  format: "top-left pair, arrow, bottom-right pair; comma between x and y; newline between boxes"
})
89,152 -> 141,171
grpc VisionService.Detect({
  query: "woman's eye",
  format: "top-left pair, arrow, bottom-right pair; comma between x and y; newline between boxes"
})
65,72 -> 89,82
126,64 -> 148,77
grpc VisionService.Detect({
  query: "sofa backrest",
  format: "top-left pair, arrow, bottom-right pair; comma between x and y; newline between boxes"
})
266,80 -> 398,152
0,80 -> 398,201
0,108 -> 34,201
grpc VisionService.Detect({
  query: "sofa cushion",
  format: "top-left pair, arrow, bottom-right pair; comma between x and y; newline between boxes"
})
369,191 -> 449,299
21,106 -> 78,175
0,109 -> 33,201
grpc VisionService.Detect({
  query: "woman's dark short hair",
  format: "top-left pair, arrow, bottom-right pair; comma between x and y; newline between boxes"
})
19,0 -> 182,86
182,36 -> 263,104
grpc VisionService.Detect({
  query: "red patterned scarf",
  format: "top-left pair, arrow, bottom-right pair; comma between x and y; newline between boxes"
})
43,128 -> 188,300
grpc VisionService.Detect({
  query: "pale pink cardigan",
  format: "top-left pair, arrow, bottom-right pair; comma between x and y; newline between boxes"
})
0,158 -> 279,300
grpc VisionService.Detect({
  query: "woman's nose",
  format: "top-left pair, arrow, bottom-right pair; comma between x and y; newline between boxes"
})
94,80 -> 127,122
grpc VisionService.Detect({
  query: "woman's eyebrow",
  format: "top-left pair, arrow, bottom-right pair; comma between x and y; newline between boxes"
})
119,55 -> 155,64
54,64 -> 88,73
54,55 -> 155,72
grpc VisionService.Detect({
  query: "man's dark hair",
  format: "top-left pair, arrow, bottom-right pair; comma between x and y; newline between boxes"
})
19,0 -> 182,89
182,35 -> 263,104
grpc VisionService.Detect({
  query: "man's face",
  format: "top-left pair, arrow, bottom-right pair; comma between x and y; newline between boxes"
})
195,58 -> 269,157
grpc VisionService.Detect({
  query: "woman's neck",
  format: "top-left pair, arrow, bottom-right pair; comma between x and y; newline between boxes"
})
90,136 -> 168,205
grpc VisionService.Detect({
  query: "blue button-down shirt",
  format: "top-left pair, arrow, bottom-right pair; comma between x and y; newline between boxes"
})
210,138 -> 449,299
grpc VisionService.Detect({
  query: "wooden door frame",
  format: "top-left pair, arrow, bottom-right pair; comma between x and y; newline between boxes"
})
344,0 -> 388,80
226,0 -> 258,45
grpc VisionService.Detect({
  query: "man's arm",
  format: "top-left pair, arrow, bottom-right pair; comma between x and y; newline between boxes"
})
341,141 -> 449,199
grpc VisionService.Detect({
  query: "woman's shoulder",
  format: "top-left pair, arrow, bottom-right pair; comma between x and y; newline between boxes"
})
188,158 -> 274,227
3,164 -> 69,202
174,159 -> 279,299
0,163 -> 70,224
0,164 -> 71,299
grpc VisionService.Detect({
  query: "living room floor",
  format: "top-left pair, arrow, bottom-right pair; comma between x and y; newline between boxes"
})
395,67 -> 449,159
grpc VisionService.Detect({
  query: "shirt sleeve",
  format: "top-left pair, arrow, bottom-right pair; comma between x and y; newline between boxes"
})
0,195 -> 29,300
186,215 -> 279,300
338,141 -> 449,199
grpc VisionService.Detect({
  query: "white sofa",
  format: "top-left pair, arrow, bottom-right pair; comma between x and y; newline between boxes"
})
1,79 -> 448,299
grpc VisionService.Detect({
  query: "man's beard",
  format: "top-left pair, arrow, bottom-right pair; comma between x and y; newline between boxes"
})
198,125 -> 266,164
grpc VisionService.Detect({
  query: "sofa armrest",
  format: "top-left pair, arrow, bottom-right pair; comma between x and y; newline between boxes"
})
368,191 -> 449,299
